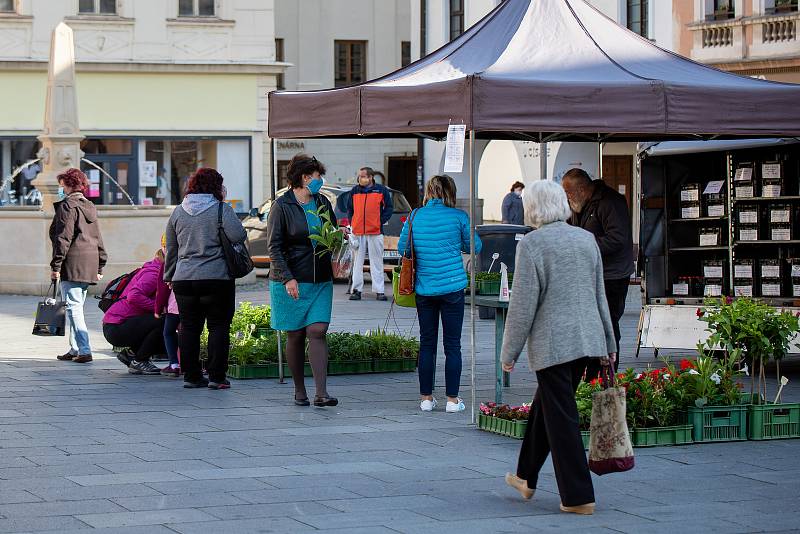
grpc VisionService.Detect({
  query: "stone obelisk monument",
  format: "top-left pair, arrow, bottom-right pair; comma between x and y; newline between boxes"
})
31,22 -> 84,211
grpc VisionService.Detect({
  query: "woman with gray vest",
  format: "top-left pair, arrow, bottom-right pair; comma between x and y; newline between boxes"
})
500,180 -> 616,516
164,168 -> 246,390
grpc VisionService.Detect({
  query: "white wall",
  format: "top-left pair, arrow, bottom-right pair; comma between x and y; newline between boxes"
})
273,0 -> 416,198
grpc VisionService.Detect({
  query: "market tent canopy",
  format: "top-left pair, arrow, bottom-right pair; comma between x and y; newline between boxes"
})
269,0 -> 800,141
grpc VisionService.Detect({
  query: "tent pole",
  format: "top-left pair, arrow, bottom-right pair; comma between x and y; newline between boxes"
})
539,135 -> 547,180
469,129 -> 477,425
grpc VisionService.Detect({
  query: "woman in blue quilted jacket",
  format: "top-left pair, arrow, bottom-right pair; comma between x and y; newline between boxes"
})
398,175 -> 482,413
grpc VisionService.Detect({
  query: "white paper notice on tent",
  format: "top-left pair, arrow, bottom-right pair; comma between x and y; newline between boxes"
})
703,180 -> 724,194
443,124 -> 466,173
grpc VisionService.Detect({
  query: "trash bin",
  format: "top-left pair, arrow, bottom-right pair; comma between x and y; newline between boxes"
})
473,224 -> 534,319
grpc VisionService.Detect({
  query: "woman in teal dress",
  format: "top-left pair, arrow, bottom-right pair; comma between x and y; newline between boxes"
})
266,154 -> 338,407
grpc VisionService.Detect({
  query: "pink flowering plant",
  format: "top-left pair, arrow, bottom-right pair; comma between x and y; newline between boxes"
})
479,402 -> 531,421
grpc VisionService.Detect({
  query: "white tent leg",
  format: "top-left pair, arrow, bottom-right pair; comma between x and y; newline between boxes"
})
469,129 -> 477,425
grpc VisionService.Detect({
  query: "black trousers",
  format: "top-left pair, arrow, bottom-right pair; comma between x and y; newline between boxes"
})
517,357 -> 594,507
173,279 -> 235,383
586,277 -> 629,379
103,315 -> 165,362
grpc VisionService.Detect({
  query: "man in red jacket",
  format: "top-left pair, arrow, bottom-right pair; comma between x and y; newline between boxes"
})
343,167 -> 393,301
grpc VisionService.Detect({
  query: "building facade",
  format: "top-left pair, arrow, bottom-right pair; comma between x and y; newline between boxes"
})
0,0 -> 281,212
273,0 -> 418,203
679,0 -> 800,83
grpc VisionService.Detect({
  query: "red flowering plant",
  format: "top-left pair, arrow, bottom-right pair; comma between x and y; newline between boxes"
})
479,402 -> 531,421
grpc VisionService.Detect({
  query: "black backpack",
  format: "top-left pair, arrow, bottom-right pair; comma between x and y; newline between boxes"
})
96,269 -> 140,312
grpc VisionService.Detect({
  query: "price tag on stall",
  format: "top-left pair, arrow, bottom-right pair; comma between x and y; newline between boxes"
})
734,264 -> 753,278
735,185 -> 754,198
734,167 -> 753,182
681,206 -> 700,219
771,209 -> 790,223
672,283 -> 689,296
739,210 -> 758,224
681,189 -> 699,202
792,264 -> 800,277
762,163 -> 782,180
734,285 -> 753,297
704,265 -> 723,278
772,227 -> 791,241
699,233 -> 719,246
762,264 -> 781,278
762,283 -> 781,297
762,185 -> 782,198
703,181 -> 725,194
707,204 -> 725,217
794,284 -> 800,297
739,228 -> 758,241
704,284 -> 722,297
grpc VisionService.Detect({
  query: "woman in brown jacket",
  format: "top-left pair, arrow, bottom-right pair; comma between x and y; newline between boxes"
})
49,168 -> 107,363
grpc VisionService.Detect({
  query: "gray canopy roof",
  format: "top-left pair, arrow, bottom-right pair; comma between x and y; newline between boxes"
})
268,0 -> 800,141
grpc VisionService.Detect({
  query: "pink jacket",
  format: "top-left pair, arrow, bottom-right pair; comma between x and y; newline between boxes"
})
155,261 -> 179,315
103,258 -> 167,324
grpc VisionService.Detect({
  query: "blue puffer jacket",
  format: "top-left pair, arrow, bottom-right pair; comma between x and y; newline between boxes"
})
397,199 -> 482,296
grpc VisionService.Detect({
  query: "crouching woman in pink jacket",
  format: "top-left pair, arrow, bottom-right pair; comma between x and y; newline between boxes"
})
102,250 -> 168,375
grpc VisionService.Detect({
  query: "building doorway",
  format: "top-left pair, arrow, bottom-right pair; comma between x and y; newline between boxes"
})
602,155 -> 633,212
387,156 -> 419,207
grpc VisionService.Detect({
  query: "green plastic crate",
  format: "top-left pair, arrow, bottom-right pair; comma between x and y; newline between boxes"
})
581,430 -> 590,449
477,414 -> 527,439
747,403 -> 800,440
476,280 -> 501,295
631,424 -> 693,447
687,404 -> 748,442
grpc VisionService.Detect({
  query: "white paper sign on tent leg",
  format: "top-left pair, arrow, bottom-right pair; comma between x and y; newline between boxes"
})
444,124 -> 467,173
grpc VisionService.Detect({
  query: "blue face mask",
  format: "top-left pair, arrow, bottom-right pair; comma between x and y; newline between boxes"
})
308,177 -> 324,194
57,186 -> 65,200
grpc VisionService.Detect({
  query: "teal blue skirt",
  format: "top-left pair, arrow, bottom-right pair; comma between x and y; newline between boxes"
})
269,280 -> 333,331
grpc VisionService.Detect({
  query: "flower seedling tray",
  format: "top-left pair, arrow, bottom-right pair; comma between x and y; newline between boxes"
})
630,424 -> 693,447
478,414 -> 527,439
328,360 -> 373,375
372,358 -> 417,373
227,363 -> 280,379
476,280 -> 501,295
687,404 -> 748,442
747,402 -> 800,440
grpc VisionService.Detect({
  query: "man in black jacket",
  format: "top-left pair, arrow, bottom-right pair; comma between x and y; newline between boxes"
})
562,168 -> 634,374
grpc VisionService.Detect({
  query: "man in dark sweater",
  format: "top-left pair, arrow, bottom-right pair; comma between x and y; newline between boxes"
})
561,168 -> 634,374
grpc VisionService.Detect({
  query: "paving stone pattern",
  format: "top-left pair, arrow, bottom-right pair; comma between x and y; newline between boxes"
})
0,279 -> 798,533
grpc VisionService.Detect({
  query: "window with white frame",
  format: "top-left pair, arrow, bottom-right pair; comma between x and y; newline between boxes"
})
179,0 -> 215,17
768,0 -> 799,14
0,0 -> 15,13
450,0 -> 464,41
626,0 -> 648,38
79,0 -> 117,15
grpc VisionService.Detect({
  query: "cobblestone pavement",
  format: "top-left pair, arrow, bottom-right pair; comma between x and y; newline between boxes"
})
0,279 -> 798,533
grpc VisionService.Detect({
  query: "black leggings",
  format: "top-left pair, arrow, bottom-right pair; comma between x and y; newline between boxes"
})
173,279 -> 235,383
103,315 -> 165,362
286,322 -> 330,400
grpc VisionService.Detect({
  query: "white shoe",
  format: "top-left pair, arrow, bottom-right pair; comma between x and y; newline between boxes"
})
420,398 -> 437,411
446,398 -> 465,412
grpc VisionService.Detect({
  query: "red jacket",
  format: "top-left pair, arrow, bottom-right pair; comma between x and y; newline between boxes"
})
345,184 -> 393,236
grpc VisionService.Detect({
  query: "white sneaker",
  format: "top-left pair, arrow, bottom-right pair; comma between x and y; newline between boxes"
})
420,398 -> 437,411
446,398 -> 466,412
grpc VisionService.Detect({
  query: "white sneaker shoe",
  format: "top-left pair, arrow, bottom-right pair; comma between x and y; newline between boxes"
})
420,398 -> 437,411
446,398 -> 466,412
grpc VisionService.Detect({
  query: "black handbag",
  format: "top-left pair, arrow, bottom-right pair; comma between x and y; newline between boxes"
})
32,281 -> 66,337
217,202 -> 254,279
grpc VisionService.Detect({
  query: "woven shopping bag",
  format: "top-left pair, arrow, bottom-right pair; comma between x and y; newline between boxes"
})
588,366 -> 635,475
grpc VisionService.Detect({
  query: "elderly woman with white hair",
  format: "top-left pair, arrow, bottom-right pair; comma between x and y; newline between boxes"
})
500,180 -> 616,516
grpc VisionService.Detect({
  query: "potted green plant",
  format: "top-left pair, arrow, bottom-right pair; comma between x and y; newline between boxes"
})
308,206 -> 350,278
473,271 -> 513,295
367,328 -> 419,372
478,402 -> 531,439
695,297 -> 799,441
327,332 -> 372,375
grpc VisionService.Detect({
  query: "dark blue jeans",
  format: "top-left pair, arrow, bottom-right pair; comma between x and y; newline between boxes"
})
163,313 -> 180,366
416,290 -> 464,397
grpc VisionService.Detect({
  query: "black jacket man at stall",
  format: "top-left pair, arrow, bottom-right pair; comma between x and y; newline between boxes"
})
561,168 -> 634,374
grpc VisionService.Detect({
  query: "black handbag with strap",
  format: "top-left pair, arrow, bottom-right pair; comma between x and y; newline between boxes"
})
217,202 -> 254,279
32,281 -> 66,337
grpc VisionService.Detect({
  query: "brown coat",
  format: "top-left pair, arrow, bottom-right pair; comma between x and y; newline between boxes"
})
49,192 -> 107,284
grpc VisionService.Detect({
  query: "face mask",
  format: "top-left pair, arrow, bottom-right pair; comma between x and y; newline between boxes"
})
514,189 -> 523,197
308,177 -> 324,194
57,186 -> 65,200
